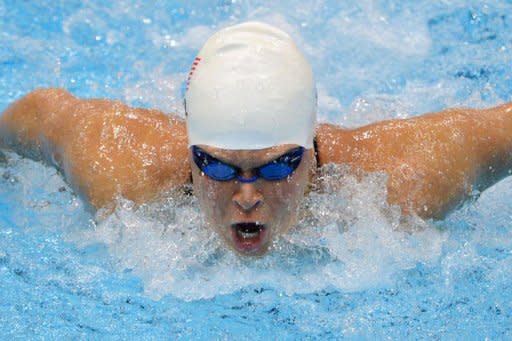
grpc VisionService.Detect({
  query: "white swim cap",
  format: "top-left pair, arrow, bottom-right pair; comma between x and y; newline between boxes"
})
185,21 -> 316,150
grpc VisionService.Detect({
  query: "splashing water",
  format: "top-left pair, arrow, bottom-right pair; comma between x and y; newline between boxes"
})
60,162 -> 445,301
1,0 -> 512,338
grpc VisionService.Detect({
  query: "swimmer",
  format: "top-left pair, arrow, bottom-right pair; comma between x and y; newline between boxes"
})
1,22 -> 511,255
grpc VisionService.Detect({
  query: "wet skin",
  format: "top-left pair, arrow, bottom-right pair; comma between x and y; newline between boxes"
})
1,88 -> 512,256
191,145 -> 314,256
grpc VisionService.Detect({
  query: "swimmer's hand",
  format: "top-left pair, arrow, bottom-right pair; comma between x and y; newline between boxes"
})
0,88 -> 191,208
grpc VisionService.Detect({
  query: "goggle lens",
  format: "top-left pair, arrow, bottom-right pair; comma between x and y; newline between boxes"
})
202,162 -> 236,181
258,163 -> 294,180
192,146 -> 304,182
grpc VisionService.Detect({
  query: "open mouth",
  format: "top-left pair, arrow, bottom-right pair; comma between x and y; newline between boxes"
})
230,222 -> 268,254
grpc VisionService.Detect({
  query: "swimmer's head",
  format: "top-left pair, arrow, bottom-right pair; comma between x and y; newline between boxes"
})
185,21 -> 317,150
190,144 -> 315,256
185,22 -> 317,256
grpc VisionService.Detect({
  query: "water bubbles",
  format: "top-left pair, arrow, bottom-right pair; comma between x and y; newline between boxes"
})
62,163 -> 447,301
0,2 -> 511,338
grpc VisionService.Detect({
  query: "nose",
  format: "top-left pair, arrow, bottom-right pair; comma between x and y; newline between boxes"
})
232,182 -> 263,212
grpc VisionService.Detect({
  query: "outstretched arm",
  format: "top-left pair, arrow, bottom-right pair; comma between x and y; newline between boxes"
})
316,103 -> 512,219
0,88 -> 190,208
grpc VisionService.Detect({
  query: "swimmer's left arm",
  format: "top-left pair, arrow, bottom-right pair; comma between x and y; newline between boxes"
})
315,102 -> 512,219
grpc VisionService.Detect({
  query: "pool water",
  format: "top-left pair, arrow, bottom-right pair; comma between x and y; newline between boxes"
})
1,0 -> 512,339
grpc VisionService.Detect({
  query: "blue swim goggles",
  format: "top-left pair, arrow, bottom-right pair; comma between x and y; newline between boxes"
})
192,146 -> 305,183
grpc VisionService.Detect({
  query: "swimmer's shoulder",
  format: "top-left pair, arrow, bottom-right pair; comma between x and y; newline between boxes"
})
314,123 -> 354,166
63,97 -> 191,208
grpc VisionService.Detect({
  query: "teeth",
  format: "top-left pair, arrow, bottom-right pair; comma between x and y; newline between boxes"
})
232,223 -> 265,240
237,230 -> 260,239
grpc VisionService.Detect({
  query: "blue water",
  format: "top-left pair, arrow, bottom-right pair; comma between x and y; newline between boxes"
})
1,0 -> 512,339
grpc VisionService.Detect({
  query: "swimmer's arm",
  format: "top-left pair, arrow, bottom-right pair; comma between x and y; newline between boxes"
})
0,88 -> 191,209
315,102 -> 512,219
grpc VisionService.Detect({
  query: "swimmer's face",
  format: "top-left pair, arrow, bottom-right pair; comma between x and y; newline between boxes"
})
190,144 -> 314,256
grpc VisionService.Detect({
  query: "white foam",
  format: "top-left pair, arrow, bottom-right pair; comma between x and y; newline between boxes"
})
62,8 -> 108,42
67,164 -> 447,301
326,1 -> 431,56
123,68 -> 185,115
180,25 -> 216,50
3,0 -> 509,304
317,85 -> 344,122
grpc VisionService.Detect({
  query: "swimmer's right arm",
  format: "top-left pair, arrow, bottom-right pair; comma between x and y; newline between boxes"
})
0,88 -> 191,209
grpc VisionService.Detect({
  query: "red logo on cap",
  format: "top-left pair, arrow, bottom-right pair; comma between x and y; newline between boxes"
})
186,57 -> 202,91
